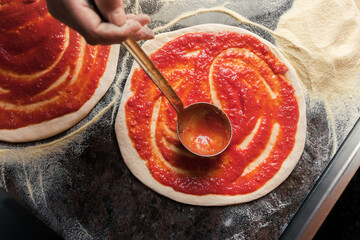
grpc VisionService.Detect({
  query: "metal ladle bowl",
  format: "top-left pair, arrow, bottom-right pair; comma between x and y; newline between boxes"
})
177,102 -> 232,157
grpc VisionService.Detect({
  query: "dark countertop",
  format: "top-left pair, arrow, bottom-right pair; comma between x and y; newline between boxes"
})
0,168 -> 359,239
0,0 -> 359,239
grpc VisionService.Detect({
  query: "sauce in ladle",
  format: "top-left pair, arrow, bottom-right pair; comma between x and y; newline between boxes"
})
178,103 -> 232,157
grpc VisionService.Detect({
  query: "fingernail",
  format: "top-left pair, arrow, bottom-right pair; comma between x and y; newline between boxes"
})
134,27 -> 155,41
144,27 -> 155,39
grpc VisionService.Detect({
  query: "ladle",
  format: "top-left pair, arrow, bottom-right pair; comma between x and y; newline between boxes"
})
122,37 -> 232,157
87,0 -> 232,156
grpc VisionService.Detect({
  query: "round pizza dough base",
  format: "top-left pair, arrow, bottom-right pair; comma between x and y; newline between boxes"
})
0,45 -> 120,143
115,24 -> 306,206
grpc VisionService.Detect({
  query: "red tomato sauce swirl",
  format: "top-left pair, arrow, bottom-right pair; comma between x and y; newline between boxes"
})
0,0 -> 110,129
125,31 -> 299,195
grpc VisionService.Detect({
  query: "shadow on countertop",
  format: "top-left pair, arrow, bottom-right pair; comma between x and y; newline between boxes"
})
0,168 -> 359,240
0,189 -> 63,240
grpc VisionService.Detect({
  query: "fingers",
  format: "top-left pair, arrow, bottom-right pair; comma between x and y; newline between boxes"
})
132,26 -> 155,41
82,13 -> 154,45
94,0 -> 126,25
126,14 -> 154,41
87,20 -> 142,45
126,13 -> 151,26
46,0 -> 154,45
82,12 -> 154,45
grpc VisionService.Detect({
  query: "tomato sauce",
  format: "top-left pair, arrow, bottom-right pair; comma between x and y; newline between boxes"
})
0,0 -> 110,129
125,31 -> 299,195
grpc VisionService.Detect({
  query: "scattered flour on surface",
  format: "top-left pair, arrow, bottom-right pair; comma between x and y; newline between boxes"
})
274,0 -> 360,149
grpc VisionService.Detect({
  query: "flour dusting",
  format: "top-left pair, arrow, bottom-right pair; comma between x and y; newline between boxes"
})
275,0 -> 360,99
274,0 -> 360,149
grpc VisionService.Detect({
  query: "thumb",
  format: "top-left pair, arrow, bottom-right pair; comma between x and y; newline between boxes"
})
94,0 -> 126,26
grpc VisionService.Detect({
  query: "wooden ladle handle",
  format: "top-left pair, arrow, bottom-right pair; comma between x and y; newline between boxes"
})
122,37 -> 184,114
87,0 -> 184,113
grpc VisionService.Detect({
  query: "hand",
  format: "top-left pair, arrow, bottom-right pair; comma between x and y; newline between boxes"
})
46,0 -> 154,45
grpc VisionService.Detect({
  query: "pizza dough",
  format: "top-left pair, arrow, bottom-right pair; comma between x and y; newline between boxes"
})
0,45 -> 119,143
115,24 -> 306,206
0,0 -> 119,142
